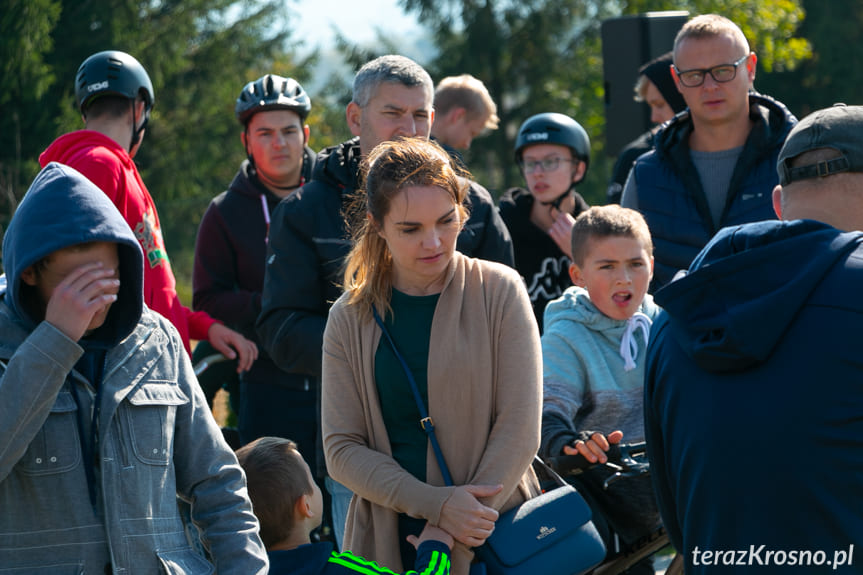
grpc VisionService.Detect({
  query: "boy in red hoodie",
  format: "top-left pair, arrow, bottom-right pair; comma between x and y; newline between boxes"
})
40,50 -> 256,368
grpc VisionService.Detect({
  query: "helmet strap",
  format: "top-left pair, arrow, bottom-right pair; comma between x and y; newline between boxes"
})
537,161 -> 584,210
129,100 -> 149,154
539,187 -> 574,211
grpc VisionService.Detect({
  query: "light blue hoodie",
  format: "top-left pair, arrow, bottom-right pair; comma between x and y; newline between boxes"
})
540,285 -> 662,546
541,285 -> 660,452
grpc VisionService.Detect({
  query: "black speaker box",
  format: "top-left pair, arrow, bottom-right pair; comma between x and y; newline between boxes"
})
601,11 -> 689,156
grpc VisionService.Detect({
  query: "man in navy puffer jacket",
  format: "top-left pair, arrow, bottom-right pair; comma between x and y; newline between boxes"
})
622,14 -> 796,291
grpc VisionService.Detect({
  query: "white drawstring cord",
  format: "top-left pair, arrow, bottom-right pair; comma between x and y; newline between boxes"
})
620,312 -> 652,371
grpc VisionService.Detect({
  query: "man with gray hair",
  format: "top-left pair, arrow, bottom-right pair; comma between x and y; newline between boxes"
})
257,54 -> 513,550
644,104 -> 863,574
622,14 -> 796,290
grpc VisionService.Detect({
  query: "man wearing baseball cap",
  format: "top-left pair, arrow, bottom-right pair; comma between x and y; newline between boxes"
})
643,104 -> 863,574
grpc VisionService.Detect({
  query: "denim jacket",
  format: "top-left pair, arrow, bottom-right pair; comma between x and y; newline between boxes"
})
0,302 -> 268,574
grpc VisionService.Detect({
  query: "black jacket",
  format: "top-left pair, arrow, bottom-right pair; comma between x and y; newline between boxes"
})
193,147 -> 316,389
257,137 -> 515,379
498,187 -> 589,332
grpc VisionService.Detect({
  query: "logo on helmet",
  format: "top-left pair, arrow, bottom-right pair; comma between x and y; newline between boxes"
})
526,132 -> 549,142
87,81 -> 110,93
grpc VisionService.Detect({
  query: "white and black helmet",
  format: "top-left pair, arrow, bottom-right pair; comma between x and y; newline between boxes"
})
235,75 -> 311,125
75,50 -> 154,115
514,112 -> 591,176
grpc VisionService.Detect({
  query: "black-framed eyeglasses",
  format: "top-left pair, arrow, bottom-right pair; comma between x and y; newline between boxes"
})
520,156 -> 573,174
673,55 -> 749,88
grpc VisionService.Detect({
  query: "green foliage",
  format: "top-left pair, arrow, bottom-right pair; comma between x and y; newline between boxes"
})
0,0 -> 62,235
622,0 -> 811,72
757,0 -> 862,119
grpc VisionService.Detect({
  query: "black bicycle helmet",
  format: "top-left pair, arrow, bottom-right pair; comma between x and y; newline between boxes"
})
514,112 -> 591,174
75,50 -> 154,115
235,75 -> 311,125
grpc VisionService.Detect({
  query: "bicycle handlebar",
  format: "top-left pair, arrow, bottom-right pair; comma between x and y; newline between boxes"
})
545,441 -> 649,490
193,353 -> 231,377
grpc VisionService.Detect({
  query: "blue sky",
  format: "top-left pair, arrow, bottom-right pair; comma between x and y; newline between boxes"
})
293,0 -> 424,54
289,0 -> 434,92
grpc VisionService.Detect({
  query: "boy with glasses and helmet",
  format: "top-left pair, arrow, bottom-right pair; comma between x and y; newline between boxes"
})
621,14 -> 797,291
499,112 -> 591,332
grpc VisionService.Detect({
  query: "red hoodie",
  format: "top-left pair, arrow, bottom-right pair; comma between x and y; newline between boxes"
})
40,130 -> 215,352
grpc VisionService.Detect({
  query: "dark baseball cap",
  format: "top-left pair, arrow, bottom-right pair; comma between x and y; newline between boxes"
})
777,104 -> 863,186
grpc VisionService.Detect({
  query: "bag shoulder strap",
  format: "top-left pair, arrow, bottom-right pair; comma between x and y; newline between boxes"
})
373,306 -> 454,486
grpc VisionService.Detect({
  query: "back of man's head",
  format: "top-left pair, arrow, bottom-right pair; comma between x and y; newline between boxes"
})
352,55 -> 433,108
76,50 -> 154,120
235,437 -> 313,550
775,104 -> 863,230
434,74 -> 499,130
673,14 -> 750,61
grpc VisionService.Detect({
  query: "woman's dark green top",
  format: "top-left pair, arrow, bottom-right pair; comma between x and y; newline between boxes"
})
374,288 -> 440,482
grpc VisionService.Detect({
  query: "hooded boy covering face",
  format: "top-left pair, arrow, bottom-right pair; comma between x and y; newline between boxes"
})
0,163 -> 267,573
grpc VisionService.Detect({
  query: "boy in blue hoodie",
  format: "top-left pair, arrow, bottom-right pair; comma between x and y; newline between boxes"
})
0,163 -> 268,573
539,205 -> 661,573
236,436 -> 452,575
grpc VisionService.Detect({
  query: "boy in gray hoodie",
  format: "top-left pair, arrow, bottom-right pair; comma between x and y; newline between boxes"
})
539,205 -> 661,574
0,163 -> 267,573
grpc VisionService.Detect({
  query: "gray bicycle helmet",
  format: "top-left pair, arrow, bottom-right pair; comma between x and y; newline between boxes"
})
514,113 -> 591,174
75,50 -> 154,115
235,75 -> 311,125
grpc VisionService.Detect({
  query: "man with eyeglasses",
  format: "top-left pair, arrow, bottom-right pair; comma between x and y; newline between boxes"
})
499,113 -> 591,331
621,14 -> 796,291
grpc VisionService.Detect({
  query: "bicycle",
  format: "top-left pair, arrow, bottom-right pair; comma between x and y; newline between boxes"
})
545,442 -> 684,575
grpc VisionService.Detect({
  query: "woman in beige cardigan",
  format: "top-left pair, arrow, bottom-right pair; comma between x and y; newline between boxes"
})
322,138 -> 542,575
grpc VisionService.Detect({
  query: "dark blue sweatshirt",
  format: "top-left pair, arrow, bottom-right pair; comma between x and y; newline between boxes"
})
645,219 -> 863,574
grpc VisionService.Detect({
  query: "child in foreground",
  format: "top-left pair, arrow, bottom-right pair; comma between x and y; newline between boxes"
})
236,436 -> 453,575
539,205 -> 662,574
0,162 -> 266,572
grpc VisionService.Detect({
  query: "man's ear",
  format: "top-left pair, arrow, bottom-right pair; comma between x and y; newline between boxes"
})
346,102 -> 362,137
303,124 -> 311,145
568,262 -> 585,287
772,184 -> 783,219
20,266 -> 38,287
745,52 -> 757,84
